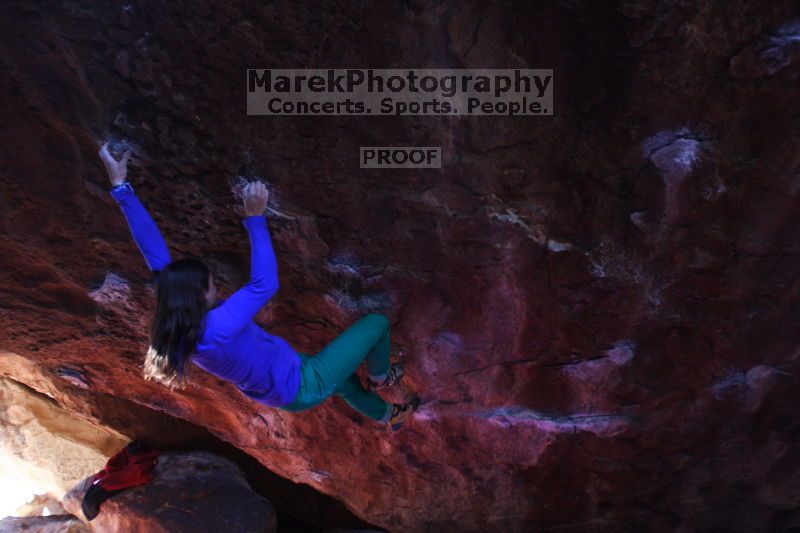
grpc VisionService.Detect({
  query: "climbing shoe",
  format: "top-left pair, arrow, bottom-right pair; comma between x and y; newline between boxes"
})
387,396 -> 420,430
368,362 -> 405,391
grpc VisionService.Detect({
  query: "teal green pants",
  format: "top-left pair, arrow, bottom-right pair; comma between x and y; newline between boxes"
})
280,313 -> 393,422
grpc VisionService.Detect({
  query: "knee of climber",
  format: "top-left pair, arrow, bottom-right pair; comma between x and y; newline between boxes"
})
334,374 -> 362,398
364,312 -> 390,332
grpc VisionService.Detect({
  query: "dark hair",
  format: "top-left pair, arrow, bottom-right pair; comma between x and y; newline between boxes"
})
144,258 -> 209,390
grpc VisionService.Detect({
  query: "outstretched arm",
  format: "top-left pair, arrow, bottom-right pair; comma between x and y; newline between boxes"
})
100,143 -> 172,276
207,182 -> 278,342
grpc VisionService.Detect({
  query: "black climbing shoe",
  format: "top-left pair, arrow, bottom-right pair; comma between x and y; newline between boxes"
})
368,362 -> 405,391
387,396 -> 420,430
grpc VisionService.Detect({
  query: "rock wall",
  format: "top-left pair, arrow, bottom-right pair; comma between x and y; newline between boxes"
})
1,1 -> 799,531
0,376 -> 128,507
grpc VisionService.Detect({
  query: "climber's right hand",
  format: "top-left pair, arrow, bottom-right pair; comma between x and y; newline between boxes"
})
98,142 -> 131,186
243,181 -> 269,217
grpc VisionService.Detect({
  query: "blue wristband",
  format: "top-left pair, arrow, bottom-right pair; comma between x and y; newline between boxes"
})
110,182 -> 133,193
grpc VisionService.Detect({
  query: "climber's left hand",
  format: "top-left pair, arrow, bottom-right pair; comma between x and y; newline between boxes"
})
98,142 -> 132,186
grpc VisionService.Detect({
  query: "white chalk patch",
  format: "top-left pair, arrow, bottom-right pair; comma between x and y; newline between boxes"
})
629,211 -> 648,231
756,21 -> 800,75
745,364 -> 792,383
88,272 -> 131,305
546,240 -> 573,252
324,290 -> 392,312
309,470 -> 333,482
437,331 -> 464,349
712,372 -> 746,400
562,359 -> 605,380
605,340 -> 636,365
412,402 -> 439,421
640,127 -> 690,159
775,20 -> 800,37
644,132 -> 702,222
651,138 -> 700,184
560,341 -> 634,382
645,286 -> 663,308
54,367 -> 91,389
326,251 -> 362,277
489,208 -> 534,235
702,180 -> 727,200
489,207 -> 574,251
477,406 -> 629,436
711,365 -> 792,409
590,260 -> 607,278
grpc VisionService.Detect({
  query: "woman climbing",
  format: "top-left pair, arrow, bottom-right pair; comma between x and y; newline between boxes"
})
99,142 -> 420,428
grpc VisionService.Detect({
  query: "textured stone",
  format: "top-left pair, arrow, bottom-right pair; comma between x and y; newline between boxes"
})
0,515 -> 90,533
13,493 -> 68,519
0,376 -> 128,502
0,1 -> 799,532
62,451 -> 276,533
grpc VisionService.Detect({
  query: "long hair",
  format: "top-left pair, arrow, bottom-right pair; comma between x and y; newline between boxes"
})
144,258 -> 209,390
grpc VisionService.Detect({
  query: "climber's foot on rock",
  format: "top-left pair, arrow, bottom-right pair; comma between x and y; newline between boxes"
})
368,362 -> 405,391
387,396 -> 420,430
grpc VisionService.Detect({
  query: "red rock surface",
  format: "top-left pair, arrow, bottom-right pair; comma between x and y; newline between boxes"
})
1,1 -> 799,531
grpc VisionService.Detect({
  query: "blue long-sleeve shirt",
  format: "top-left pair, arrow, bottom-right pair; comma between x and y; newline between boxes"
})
110,182 -> 302,407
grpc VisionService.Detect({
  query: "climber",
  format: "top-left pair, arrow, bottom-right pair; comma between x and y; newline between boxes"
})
98,142 -> 420,428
